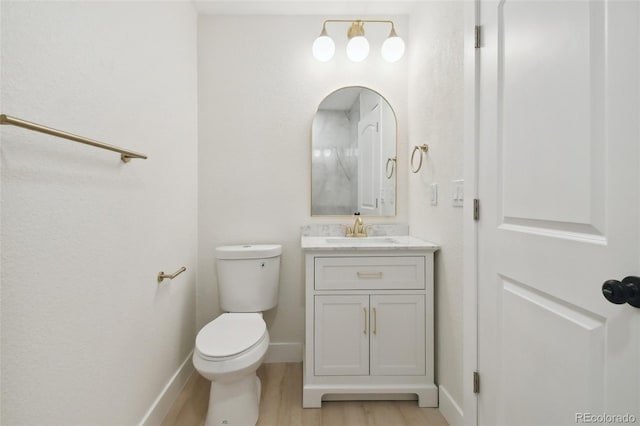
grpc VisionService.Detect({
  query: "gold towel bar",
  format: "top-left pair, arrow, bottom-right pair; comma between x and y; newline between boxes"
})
157,266 -> 186,283
0,114 -> 147,163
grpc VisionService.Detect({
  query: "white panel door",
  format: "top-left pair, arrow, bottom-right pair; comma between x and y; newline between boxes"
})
477,1 -> 639,425
370,295 -> 426,376
358,104 -> 382,215
314,295 -> 369,376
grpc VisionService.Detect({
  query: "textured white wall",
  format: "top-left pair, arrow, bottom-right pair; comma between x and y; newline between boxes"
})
408,1 -> 465,420
197,15 -> 409,354
0,1 -> 198,424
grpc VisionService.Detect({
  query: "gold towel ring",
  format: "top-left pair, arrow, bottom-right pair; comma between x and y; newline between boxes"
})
385,157 -> 396,179
410,144 -> 429,173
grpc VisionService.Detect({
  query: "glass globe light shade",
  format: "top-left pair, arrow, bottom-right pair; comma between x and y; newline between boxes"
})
346,36 -> 370,62
381,33 -> 405,63
312,34 -> 335,62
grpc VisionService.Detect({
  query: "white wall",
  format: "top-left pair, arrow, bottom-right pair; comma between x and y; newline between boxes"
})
0,1 -> 198,424
197,15 -> 408,358
408,2 -> 465,424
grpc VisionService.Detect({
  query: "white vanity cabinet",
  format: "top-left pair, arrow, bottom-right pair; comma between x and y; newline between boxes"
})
302,243 -> 439,408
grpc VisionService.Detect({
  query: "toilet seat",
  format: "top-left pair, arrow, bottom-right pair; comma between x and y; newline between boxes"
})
196,313 -> 267,361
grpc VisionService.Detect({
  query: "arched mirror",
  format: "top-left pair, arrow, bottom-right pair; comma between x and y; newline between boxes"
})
311,86 -> 397,216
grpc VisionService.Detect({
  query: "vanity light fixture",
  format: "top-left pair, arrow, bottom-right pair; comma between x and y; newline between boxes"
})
312,19 -> 405,63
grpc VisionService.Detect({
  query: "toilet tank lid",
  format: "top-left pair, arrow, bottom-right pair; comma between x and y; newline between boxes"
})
216,244 -> 282,260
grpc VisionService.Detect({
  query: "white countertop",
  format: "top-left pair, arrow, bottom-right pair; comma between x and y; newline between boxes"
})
301,235 -> 440,251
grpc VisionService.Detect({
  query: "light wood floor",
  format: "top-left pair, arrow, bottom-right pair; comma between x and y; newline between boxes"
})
161,363 -> 448,426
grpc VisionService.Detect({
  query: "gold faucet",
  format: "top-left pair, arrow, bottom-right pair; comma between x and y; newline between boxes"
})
345,216 -> 368,237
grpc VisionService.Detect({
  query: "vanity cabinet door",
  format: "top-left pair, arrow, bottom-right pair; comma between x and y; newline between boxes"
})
370,294 -> 426,376
314,295 -> 369,376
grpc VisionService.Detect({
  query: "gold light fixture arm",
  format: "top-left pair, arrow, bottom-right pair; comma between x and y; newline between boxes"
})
318,21 -> 329,37
321,19 -> 396,38
320,19 -> 397,34
321,19 -> 396,27
0,114 -> 147,163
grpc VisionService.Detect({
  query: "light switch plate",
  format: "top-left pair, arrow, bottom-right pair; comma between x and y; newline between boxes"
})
452,179 -> 464,207
430,183 -> 438,206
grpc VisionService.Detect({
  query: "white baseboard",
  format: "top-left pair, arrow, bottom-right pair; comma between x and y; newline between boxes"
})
264,342 -> 303,363
139,350 -> 195,426
439,385 -> 464,426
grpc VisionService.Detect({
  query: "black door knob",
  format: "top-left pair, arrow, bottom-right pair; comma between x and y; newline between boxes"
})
602,276 -> 640,308
602,280 -> 627,304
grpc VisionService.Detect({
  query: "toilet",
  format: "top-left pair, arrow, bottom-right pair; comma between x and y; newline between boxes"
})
193,244 -> 282,426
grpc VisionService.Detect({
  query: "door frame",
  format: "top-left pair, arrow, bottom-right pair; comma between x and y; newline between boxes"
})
463,0 -> 480,425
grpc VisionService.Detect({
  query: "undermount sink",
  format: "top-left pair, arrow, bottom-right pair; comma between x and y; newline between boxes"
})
324,236 -> 400,244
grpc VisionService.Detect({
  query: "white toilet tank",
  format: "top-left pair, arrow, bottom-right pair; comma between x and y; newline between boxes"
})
215,244 -> 282,312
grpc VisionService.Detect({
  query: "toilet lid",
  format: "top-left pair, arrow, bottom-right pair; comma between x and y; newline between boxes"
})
196,313 -> 266,358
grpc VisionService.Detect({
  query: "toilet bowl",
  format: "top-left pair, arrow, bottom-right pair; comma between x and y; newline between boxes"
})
193,313 -> 269,426
193,244 -> 281,426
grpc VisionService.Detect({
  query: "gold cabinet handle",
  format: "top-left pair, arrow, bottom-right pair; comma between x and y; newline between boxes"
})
363,307 -> 367,335
373,307 -> 377,335
357,272 -> 383,279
